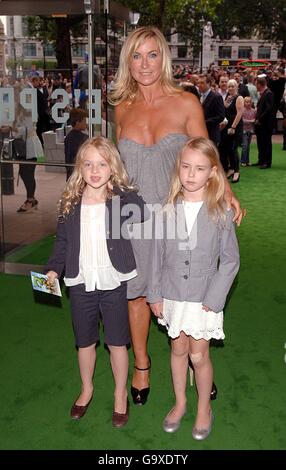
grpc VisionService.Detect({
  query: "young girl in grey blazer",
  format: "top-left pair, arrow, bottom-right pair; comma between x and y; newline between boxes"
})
147,137 -> 240,440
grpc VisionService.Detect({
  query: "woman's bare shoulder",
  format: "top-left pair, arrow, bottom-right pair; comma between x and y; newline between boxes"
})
179,90 -> 200,105
170,90 -> 201,115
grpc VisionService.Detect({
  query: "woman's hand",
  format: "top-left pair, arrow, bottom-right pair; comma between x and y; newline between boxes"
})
219,118 -> 228,131
150,302 -> 163,319
224,181 -> 246,226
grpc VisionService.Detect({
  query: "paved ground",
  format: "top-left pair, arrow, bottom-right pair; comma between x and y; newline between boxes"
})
1,163 -> 66,248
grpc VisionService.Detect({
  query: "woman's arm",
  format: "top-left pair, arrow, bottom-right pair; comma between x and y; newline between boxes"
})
231,95 -> 244,129
184,92 -> 209,138
224,179 -> 245,225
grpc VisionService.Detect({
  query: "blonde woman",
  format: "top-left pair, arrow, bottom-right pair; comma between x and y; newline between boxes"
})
109,26 -> 243,406
219,79 -> 244,183
147,137 -> 240,440
45,137 -> 148,428
12,84 -> 43,212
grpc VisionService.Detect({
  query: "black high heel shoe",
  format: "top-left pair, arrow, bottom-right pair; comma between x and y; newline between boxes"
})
210,382 -> 217,401
130,357 -> 151,406
231,172 -> 240,183
188,359 -> 218,401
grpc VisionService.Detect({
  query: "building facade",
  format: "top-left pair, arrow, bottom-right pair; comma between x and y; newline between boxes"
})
0,19 -> 5,77
2,16 -> 283,77
168,26 -> 280,69
3,15 -> 126,77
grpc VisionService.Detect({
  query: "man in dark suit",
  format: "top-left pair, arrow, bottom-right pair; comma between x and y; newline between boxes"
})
234,72 -> 250,98
198,74 -> 225,146
29,74 -> 52,145
254,76 -> 275,169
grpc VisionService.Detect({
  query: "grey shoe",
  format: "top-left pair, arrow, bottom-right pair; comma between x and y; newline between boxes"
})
162,409 -> 186,433
192,411 -> 213,441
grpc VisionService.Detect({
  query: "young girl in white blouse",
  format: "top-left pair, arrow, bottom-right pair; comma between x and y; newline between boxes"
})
147,137 -> 239,440
45,136 -> 147,428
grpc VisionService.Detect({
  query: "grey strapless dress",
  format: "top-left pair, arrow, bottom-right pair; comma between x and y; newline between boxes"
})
118,133 -> 189,299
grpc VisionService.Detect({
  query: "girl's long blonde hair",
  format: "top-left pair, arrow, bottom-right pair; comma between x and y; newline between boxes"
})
58,136 -> 134,218
167,137 -> 226,220
108,26 -> 180,106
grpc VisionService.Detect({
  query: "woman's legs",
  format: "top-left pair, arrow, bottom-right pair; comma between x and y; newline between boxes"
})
19,160 -> 36,198
189,337 -> 212,429
17,160 -> 37,212
109,345 -> 129,413
128,297 -> 151,389
165,332 -> 189,423
241,132 -> 248,164
75,343 -> 96,406
229,139 -> 240,173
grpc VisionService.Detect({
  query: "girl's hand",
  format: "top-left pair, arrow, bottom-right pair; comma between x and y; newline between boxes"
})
46,270 -> 58,285
202,305 -> 211,312
150,302 -> 163,318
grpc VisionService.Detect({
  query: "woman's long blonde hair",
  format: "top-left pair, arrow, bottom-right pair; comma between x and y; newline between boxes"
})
167,137 -> 226,220
58,136 -> 134,218
108,26 -> 180,105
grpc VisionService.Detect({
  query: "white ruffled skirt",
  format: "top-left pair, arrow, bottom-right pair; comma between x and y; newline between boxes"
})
158,299 -> 225,341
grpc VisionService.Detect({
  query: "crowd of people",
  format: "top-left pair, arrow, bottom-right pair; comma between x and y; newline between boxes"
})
177,63 -> 286,180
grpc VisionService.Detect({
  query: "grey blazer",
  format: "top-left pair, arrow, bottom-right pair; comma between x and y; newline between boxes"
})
146,202 -> 240,313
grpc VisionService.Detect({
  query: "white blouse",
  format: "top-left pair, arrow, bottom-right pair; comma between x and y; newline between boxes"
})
64,203 -> 137,291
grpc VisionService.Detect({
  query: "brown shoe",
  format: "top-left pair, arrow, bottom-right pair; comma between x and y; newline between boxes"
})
112,399 -> 129,428
70,396 -> 93,420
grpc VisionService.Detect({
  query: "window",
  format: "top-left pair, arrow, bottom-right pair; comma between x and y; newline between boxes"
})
258,46 -> 271,59
9,17 -> 14,36
177,45 -> 187,58
238,47 -> 252,59
219,46 -> 231,58
44,43 -> 55,57
23,43 -> 37,57
72,43 -> 87,58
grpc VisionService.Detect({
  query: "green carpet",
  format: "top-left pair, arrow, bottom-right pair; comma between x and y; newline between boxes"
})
5,235 -> 55,264
0,144 -> 286,450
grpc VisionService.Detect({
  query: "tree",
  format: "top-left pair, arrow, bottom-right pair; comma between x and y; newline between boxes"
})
26,15 -> 86,77
121,0 -> 286,59
120,0 -> 222,54
213,0 -> 286,58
